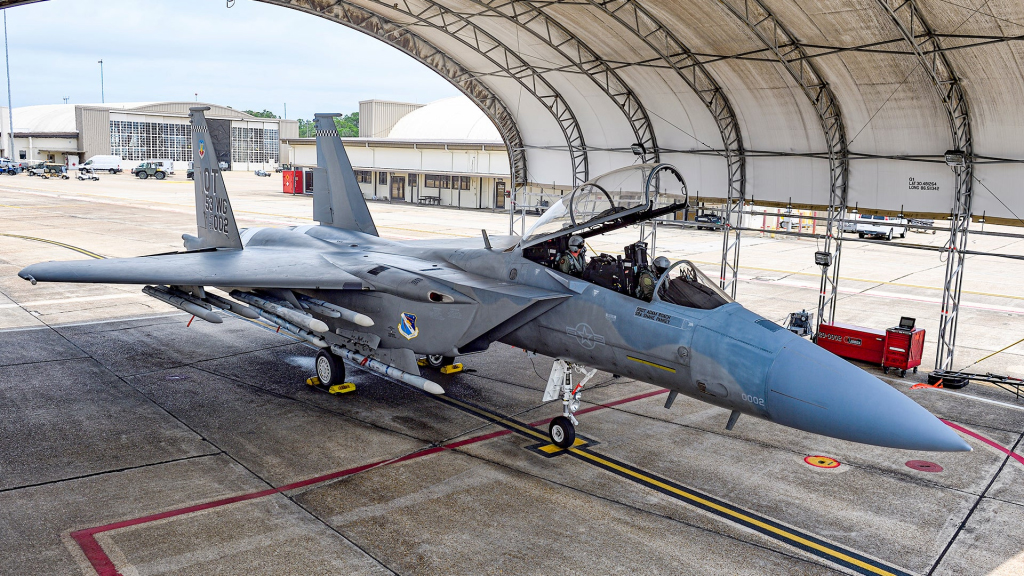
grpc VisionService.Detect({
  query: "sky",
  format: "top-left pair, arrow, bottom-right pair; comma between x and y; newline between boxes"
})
1,0 -> 460,118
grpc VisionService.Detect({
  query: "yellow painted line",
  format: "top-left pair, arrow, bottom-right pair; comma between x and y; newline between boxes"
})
569,449 -> 898,576
627,356 -> 677,373
0,233 -> 105,259
442,397 -> 549,442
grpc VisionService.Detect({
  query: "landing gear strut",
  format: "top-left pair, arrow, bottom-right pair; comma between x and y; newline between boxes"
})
545,360 -> 594,449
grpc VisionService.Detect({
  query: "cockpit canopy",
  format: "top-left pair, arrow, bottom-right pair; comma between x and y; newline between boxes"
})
654,261 -> 733,310
521,163 -> 688,247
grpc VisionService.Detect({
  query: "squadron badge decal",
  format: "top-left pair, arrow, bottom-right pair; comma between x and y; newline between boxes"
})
399,312 -> 419,340
198,139 -> 206,159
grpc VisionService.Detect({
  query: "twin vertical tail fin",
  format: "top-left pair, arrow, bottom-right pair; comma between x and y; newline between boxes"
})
185,107 -> 242,251
312,113 -> 378,236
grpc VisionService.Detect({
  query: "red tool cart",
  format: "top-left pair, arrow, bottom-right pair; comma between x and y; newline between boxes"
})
882,317 -> 925,377
282,170 -> 303,194
816,317 -> 925,377
816,323 -> 886,364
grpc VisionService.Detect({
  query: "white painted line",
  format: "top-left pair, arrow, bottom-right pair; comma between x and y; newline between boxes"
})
0,312 -> 187,333
0,293 -> 148,310
910,386 -> 1024,412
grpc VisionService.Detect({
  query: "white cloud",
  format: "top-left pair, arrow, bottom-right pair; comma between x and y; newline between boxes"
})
2,0 -> 460,118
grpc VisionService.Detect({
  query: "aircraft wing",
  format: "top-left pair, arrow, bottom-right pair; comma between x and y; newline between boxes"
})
19,248 -> 368,290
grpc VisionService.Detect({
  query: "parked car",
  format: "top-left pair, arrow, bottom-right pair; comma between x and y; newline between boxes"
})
132,162 -> 168,180
908,218 -> 937,234
844,214 -> 908,240
141,159 -> 175,175
27,161 -> 47,177
694,213 -> 724,230
80,155 -> 123,174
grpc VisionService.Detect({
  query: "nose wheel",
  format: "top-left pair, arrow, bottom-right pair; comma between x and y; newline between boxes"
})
549,416 -> 575,449
544,360 -> 595,449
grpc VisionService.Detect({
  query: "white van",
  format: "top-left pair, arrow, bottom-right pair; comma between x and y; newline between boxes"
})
843,214 -> 908,240
81,155 -> 123,174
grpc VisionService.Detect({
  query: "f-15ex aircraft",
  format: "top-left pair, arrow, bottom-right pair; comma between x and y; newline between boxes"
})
20,107 -> 970,452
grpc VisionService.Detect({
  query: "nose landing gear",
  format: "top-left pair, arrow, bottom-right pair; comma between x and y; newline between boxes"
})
544,360 -> 595,449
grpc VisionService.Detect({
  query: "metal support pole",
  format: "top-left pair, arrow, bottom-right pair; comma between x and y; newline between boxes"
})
936,165 -> 972,370
97,59 -> 104,103
3,12 -> 13,161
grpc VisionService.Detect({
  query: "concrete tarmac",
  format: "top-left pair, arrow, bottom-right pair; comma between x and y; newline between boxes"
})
1,172 -> 1024,575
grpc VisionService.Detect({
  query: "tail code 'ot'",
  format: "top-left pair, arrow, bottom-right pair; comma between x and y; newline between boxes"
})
185,106 -> 242,251
312,113 -> 378,236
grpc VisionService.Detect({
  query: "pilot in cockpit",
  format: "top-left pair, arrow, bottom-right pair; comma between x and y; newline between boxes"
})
557,235 -> 587,276
636,255 -> 671,301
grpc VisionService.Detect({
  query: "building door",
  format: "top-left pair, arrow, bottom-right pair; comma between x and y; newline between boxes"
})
495,180 -> 506,209
390,176 -> 405,200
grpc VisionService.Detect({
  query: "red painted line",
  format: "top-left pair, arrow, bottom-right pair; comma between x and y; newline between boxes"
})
942,419 -> 1024,467
69,388 -> 666,575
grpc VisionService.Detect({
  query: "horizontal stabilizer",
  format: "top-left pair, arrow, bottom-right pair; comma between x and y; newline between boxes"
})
19,248 -> 369,290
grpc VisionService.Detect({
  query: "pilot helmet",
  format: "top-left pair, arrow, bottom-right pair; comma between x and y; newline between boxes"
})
568,235 -> 584,253
653,256 -> 670,274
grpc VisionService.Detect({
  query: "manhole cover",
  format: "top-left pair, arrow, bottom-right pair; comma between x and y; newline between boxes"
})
804,455 -> 840,469
906,460 -> 943,473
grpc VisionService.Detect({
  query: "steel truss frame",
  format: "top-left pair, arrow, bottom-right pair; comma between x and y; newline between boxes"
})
718,0 -> 849,329
454,0 -> 658,165
583,0 -> 747,298
353,0 -> 589,186
264,0 -> 529,187
875,0 -> 973,371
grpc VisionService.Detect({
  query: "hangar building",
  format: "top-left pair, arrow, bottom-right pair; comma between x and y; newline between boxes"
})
0,102 -> 296,171
284,97 -> 512,209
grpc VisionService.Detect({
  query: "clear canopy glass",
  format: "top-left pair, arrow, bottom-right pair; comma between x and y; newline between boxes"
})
522,163 -> 687,245
653,260 -> 733,310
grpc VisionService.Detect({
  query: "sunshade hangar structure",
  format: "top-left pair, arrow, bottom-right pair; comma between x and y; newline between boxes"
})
5,0 -> 1024,370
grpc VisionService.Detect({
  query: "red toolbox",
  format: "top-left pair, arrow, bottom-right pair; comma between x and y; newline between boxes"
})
283,170 -> 303,194
816,322 -> 886,364
882,318 -> 925,376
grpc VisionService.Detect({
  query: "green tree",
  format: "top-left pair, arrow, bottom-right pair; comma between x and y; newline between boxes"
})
244,109 -> 279,119
295,112 -> 359,138
333,112 -> 359,137
297,118 -> 316,138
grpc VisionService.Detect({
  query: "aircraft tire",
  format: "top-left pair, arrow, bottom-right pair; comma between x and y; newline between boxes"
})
549,416 -> 575,449
426,354 -> 455,368
315,349 -> 345,387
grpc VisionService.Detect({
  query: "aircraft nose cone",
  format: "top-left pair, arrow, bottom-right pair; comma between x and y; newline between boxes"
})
766,340 -> 971,452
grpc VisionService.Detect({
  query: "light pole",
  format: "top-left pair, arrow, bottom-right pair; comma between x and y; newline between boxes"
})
4,11 -> 14,161
98,59 -> 104,103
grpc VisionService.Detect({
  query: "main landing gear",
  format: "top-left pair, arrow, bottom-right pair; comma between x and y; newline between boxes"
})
315,348 -> 346,387
545,360 -> 594,449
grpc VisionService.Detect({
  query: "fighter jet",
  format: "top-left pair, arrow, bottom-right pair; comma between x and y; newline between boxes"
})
19,107 -> 970,453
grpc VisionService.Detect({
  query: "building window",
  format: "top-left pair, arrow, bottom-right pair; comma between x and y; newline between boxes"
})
19,150 -> 26,159
408,173 -> 417,188
230,126 -> 280,164
110,120 -> 193,162
378,171 -> 388,185
459,176 -> 471,190
356,170 -> 372,183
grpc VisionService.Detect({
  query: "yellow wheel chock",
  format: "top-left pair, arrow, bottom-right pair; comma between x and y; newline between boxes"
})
328,382 -> 356,394
440,363 -> 464,375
